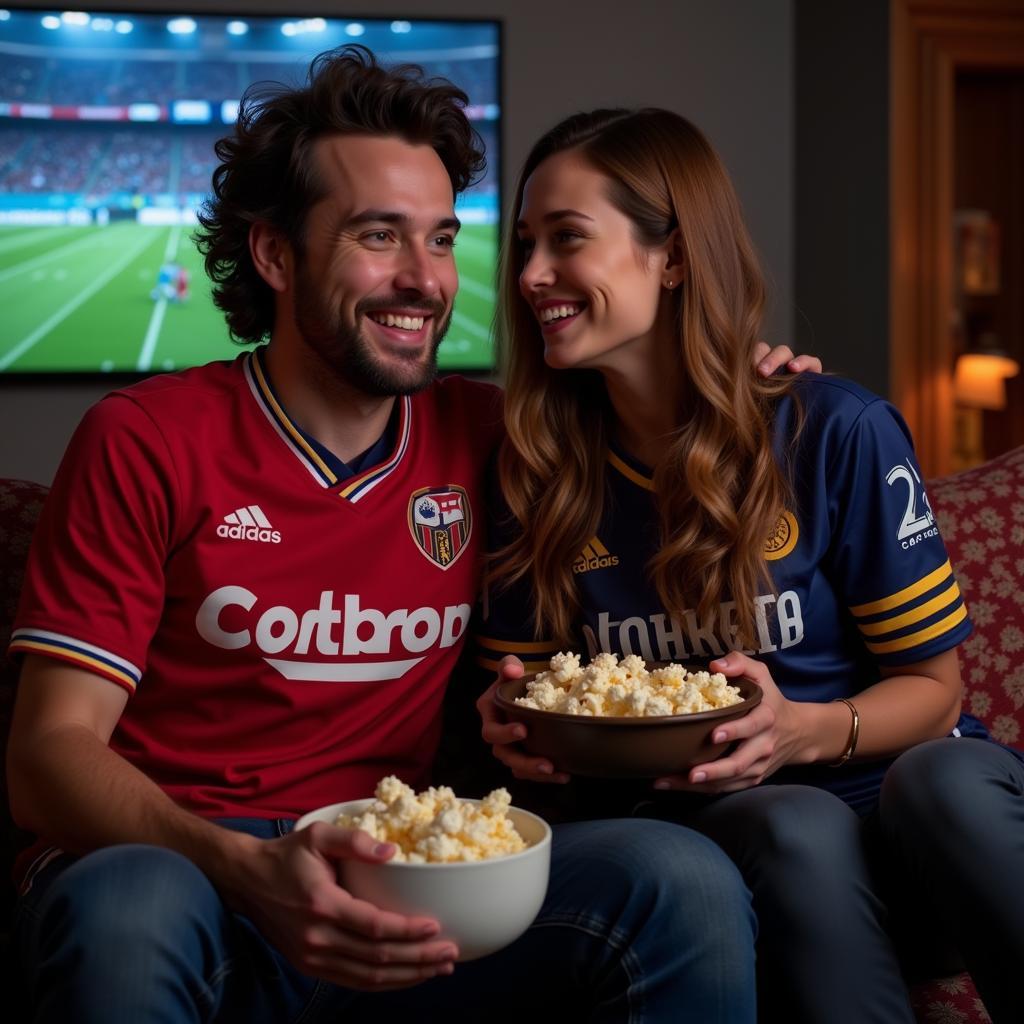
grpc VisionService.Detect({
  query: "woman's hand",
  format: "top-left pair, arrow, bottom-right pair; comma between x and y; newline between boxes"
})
754,342 -> 822,377
226,824 -> 458,990
476,655 -> 570,784
654,652 -> 812,794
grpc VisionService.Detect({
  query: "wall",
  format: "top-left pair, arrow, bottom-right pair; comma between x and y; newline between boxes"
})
794,0 -> 890,393
0,0 -> 794,483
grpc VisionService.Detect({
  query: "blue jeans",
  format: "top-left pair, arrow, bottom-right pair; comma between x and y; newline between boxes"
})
678,785 -> 917,1024
633,738 -> 1024,1024
878,738 -> 1024,1024
13,817 -> 756,1023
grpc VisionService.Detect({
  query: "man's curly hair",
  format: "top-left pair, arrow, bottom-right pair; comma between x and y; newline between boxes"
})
195,45 -> 485,345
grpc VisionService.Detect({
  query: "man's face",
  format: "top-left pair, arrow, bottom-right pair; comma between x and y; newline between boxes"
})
291,134 -> 460,396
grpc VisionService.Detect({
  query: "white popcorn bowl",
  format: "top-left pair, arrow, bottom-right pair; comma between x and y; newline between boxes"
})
294,798 -> 552,961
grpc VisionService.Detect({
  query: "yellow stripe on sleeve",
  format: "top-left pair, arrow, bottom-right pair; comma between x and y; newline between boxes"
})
857,581 -> 962,637
476,636 -> 556,654
476,656 -> 552,674
864,603 -> 968,655
849,560 -> 953,617
8,640 -> 139,692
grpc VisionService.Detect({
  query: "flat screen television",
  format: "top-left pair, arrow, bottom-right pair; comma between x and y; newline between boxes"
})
0,7 -> 501,375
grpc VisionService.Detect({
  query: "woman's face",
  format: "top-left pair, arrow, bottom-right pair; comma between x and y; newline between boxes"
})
516,150 -> 670,374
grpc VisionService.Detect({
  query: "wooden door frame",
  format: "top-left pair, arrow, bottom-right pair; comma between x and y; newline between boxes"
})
890,0 -> 1024,476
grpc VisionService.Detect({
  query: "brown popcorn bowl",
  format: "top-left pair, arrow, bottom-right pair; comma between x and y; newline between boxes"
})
493,673 -> 763,778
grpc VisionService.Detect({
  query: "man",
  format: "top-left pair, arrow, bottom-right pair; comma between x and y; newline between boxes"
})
7,48 -> 809,1023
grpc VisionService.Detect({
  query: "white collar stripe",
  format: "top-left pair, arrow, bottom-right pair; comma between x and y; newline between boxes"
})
339,395 -> 413,503
244,355 -> 335,488
10,627 -> 142,679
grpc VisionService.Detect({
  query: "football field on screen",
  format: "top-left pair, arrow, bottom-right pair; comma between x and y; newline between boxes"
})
0,222 -> 497,374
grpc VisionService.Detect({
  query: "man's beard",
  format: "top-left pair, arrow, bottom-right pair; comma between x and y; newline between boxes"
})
292,263 -> 451,397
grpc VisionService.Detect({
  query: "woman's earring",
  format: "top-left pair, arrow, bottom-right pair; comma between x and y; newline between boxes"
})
665,279 -> 675,288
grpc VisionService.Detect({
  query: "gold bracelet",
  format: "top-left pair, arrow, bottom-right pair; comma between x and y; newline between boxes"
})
829,698 -> 860,766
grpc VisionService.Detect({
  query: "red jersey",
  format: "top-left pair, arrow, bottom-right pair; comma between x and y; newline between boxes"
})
11,351 -> 503,820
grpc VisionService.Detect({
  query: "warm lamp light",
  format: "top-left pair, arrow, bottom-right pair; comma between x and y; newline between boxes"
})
953,351 -> 1021,410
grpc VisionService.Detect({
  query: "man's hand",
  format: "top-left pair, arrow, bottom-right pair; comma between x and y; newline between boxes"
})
9,656 -> 456,991
227,823 -> 458,990
754,342 -> 822,377
477,656 -> 570,784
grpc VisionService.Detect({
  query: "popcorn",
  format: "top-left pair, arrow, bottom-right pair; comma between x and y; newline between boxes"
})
334,776 -> 527,864
549,650 -> 581,683
515,653 -> 743,717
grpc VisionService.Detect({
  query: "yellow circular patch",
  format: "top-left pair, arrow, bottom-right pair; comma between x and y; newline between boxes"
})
764,510 -> 799,561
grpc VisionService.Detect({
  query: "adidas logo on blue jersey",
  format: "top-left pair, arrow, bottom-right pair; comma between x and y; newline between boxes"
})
217,504 -> 282,544
573,536 -> 619,574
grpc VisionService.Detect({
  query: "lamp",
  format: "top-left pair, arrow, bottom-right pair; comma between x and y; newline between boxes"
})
954,351 -> 1021,410
952,346 -> 1020,471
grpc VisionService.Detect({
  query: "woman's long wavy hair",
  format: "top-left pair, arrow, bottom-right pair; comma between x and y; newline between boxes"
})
491,108 -> 799,648
195,45 -> 484,345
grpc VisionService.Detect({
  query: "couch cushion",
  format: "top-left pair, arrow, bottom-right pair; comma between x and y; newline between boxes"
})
0,478 -> 48,728
927,445 -> 1024,750
0,478 -> 49,926
0,478 -> 48,703
910,974 -> 990,1023
908,444 -> 1024,1023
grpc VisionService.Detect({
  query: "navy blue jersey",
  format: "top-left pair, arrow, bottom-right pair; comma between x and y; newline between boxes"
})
477,375 -> 984,812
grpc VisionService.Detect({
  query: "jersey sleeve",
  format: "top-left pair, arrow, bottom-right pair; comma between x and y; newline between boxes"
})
471,463 -> 561,676
9,395 -> 177,695
823,399 -> 972,666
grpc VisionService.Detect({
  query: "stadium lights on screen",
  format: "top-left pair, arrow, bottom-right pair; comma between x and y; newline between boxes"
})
0,7 -> 501,375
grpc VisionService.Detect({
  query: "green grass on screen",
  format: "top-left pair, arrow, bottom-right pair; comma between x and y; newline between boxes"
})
0,222 -> 497,374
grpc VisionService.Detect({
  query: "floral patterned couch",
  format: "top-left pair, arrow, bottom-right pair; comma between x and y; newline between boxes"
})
0,478 -> 47,1019
1,446 -> 1023,1021
905,444 -> 1024,1024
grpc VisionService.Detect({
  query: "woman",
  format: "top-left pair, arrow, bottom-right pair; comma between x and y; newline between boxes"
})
475,108 -> 1024,1024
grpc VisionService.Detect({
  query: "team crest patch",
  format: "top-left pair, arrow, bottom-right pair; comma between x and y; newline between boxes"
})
408,486 -> 472,570
765,510 -> 799,561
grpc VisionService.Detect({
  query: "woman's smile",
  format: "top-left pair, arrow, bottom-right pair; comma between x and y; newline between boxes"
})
535,299 -> 587,333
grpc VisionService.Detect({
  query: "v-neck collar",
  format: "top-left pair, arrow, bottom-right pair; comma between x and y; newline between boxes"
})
607,438 -> 655,491
243,349 -> 412,503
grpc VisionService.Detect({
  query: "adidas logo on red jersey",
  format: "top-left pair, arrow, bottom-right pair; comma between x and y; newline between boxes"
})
217,505 -> 282,544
